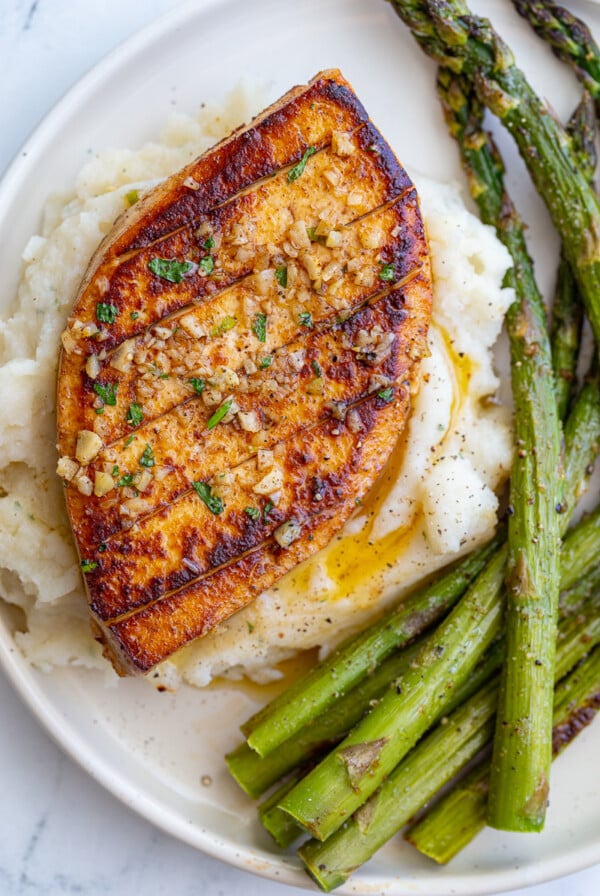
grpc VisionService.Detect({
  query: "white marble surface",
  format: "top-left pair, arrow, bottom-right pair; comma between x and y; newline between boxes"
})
1,1 -> 600,894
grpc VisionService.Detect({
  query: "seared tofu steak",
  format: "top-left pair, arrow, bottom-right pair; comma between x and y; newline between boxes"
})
56,70 -> 433,674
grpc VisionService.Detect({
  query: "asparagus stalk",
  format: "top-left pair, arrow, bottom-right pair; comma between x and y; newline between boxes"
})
563,366 -> 600,517
551,255 -> 584,420
389,0 -> 600,352
258,773 -> 306,848
242,529 -> 503,755
255,639 -> 505,848
299,605 -> 600,890
275,491 -> 600,840
512,1 -> 600,113
278,546 -> 507,841
407,641 -> 600,864
551,94 -> 596,418
228,641 -> 424,798
299,679 -> 499,891
438,65 -> 566,832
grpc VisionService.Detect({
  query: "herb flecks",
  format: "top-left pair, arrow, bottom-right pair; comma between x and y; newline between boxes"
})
148,257 -> 195,283
189,377 -> 205,395
299,311 -> 313,329
379,263 -> 395,282
93,381 -> 118,406
199,255 -> 215,276
193,481 -> 224,515
378,387 -> 394,403
139,444 -> 155,468
96,303 -> 119,324
252,312 -> 268,343
275,265 -> 288,288
288,146 -> 317,183
126,402 -> 144,427
207,397 -> 233,430
258,356 -> 273,370
210,315 -> 237,338
245,506 -> 260,520
80,559 -> 98,573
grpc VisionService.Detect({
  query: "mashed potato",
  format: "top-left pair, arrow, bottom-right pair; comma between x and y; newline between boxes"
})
0,86 -> 514,687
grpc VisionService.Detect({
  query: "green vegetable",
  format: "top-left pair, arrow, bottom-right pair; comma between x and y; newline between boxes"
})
189,377 -> 205,395
126,403 -> 144,427
193,481 -> 224,515
513,1 -> 600,114
204,236 -> 215,250
245,507 -> 260,521
210,315 -> 237,337
407,638 -> 600,866
125,189 -> 139,206
207,398 -> 233,430
148,257 -> 195,283
390,0 -> 600,362
243,529 -> 505,753
377,387 -> 394,403
252,312 -> 268,343
130,311 -> 139,321
116,473 -> 134,488
436,66 -> 563,833
298,312 -> 313,328
80,560 -> 98,573
139,444 -> 155,468
288,146 -> 317,182
199,256 -> 214,276
275,265 -> 288,288
93,381 -> 118,406
258,356 -> 273,369
378,263 -> 395,282
96,303 -> 119,324
311,360 -> 323,378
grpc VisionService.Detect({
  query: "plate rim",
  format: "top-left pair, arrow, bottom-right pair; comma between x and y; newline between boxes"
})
1,0 -> 600,892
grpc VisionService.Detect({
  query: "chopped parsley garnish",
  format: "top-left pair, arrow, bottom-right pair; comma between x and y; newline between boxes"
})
93,381 -> 118,406
139,443 -> 155,468
298,311 -> 313,328
275,265 -> 288,288
252,312 -> 268,343
80,559 -> 98,573
311,360 -> 323,378
112,465 -> 119,477
204,236 -> 215,250
116,473 -> 134,487
193,481 -> 224,515
130,311 -> 139,320
126,402 -> 144,427
207,398 -> 233,430
263,500 -> 274,521
245,506 -> 260,520
210,315 -> 237,338
96,303 -> 119,324
95,407 -> 105,415
98,543 -> 107,553
379,263 -> 395,282
124,434 -> 136,447
378,387 -> 394,403
148,257 -> 195,283
288,146 -> 317,183
125,189 -> 139,206
199,255 -> 214,276
189,377 -> 205,395
258,356 -> 273,370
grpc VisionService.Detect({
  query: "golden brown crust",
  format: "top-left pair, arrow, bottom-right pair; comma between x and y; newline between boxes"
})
56,69 -> 433,673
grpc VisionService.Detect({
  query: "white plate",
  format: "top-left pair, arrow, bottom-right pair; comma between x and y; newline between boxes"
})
1,1 -> 600,893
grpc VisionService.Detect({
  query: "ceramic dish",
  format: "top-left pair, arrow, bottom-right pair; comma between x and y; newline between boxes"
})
1,1 -> 600,893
